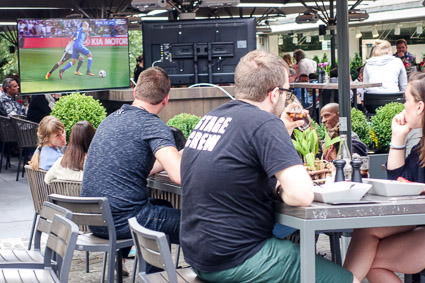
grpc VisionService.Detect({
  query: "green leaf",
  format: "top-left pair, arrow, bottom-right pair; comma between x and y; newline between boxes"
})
305,153 -> 315,170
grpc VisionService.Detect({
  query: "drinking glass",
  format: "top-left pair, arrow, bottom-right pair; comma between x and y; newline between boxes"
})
358,156 -> 370,178
285,91 -> 311,131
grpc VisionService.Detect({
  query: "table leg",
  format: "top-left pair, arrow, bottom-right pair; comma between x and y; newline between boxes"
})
299,225 -> 316,283
312,88 -> 317,122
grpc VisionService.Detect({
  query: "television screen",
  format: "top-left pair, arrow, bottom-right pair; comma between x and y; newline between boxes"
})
142,18 -> 256,86
17,18 -> 130,94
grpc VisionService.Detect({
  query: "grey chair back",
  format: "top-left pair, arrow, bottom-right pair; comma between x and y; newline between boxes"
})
48,194 -> 125,283
43,214 -> 79,283
48,179 -> 82,197
128,217 -> 178,283
25,165 -> 49,214
0,115 -> 17,143
33,201 -> 73,251
9,116 -> 38,148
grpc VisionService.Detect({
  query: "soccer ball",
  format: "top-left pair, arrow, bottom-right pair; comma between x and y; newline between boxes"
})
99,70 -> 106,78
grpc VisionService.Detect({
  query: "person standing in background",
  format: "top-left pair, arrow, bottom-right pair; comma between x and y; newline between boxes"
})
133,55 -> 144,84
293,49 -> 317,80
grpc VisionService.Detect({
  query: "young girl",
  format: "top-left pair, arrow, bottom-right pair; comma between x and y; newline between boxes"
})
29,115 -> 66,171
44,121 -> 95,184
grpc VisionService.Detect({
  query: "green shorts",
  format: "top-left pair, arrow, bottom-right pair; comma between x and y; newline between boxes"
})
193,237 -> 353,283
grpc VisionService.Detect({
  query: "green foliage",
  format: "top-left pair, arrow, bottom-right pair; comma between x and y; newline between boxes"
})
351,108 -> 372,146
311,120 -> 326,140
0,34 -> 19,81
50,93 -> 107,140
128,30 -> 143,77
370,102 -> 405,151
350,53 -> 364,81
313,55 -> 320,66
166,113 -> 201,139
292,128 -> 319,170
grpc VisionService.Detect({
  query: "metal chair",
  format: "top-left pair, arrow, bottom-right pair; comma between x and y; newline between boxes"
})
24,164 -> 49,250
0,115 -> 17,172
0,214 -> 79,283
48,194 -> 134,283
128,217 -> 203,283
10,116 -> 38,181
0,201 -> 72,269
364,92 -> 405,117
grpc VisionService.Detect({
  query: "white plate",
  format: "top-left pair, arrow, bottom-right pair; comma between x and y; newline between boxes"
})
365,178 -> 425,197
313,182 -> 373,203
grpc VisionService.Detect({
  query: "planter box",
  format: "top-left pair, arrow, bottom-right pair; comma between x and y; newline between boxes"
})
369,153 -> 388,179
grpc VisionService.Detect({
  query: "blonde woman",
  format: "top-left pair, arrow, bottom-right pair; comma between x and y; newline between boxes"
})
29,115 -> 66,170
363,39 -> 407,93
344,72 -> 425,282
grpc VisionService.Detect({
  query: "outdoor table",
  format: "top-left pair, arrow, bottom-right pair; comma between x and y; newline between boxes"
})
275,195 -> 425,283
148,173 -> 425,283
290,82 -> 382,121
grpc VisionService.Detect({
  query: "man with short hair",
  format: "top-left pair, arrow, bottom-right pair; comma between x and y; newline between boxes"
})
320,102 -> 368,161
293,48 -> 317,79
180,50 -> 358,283
0,77 -> 26,116
81,66 -> 181,272
393,39 -> 415,63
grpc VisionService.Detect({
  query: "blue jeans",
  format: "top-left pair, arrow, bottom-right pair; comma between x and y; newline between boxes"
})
91,198 -> 180,273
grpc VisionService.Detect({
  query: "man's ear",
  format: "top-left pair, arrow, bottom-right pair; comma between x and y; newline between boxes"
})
269,88 -> 280,105
133,88 -> 137,100
162,94 -> 170,106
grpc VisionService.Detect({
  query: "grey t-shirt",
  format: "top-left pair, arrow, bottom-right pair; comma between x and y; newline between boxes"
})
81,104 -> 175,230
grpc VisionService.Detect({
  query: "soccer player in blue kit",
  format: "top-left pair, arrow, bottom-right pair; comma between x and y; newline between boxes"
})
59,21 -> 94,79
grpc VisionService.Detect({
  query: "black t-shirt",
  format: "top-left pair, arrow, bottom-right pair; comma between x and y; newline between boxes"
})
180,100 -> 302,272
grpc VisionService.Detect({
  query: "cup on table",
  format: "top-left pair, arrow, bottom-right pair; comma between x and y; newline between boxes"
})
285,91 -> 311,131
358,156 -> 370,178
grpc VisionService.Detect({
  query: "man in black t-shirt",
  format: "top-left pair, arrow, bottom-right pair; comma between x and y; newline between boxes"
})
180,50 -> 358,283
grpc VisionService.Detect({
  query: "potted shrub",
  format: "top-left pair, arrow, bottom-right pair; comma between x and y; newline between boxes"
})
166,113 -> 201,139
370,102 -> 405,152
351,107 -> 372,146
368,102 -> 404,178
51,92 -> 107,139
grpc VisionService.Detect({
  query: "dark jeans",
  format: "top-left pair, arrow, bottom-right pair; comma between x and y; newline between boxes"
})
91,198 -> 180,274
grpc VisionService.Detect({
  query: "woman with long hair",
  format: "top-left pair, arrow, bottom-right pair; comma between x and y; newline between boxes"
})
29,115 -> 66,170
344,72 -> 425,282
44,121 -> 95,184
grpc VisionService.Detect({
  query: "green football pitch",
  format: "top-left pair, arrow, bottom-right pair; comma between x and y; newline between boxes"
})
19,46 -> 130,94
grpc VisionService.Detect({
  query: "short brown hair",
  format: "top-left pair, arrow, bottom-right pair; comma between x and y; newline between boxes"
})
395,39 -> 407,47
61,121 -> 96,171
135,67 -> 171,105
234,50 -> 288,102
293,49 -> 306,60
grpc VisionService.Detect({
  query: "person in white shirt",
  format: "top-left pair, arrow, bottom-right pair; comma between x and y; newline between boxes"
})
293,49 -> 317,80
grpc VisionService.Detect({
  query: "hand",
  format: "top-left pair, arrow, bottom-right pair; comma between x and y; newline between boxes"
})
391,110 -> 411,141
281,103 -> 306,135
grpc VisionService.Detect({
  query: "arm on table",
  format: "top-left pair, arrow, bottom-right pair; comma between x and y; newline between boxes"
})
275,164 -> 314,207
153,146 -> 182,185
